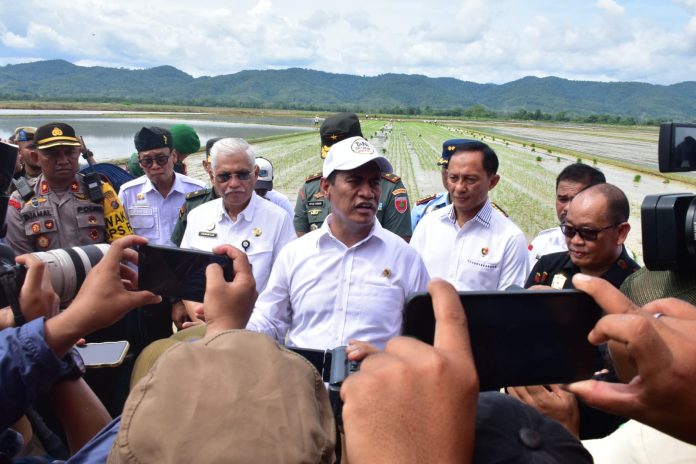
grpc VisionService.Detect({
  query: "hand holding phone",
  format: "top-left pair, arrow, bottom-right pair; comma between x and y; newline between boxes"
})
76,341 -> 130,368
138,245 -> 234,302
403,289 -> 603,390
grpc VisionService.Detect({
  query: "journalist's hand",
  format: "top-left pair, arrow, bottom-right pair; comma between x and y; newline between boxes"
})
507,385 -> 579,437
340,279 -> 478,464
202,244 -> 257,338
16,254 -> 60,323
44,235 -> 160,357
568,273 -> 696,445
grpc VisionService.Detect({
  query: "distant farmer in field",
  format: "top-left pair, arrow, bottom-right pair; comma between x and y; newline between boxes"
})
527,163 -> 605,266
410,140 -> 529,291
293,112 -> 413,241
525,183 -> 638,289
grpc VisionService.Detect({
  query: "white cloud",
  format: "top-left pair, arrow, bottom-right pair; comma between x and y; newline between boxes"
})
596,0 -> 626,16
0,0 -> 694,85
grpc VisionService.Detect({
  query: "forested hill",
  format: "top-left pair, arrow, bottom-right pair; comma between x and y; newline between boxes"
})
1,59 -> 695,120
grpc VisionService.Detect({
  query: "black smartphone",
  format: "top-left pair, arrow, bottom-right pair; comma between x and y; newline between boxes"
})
402,290 -> 603,390
76,341 -> 130,368
138,244 -> 234,302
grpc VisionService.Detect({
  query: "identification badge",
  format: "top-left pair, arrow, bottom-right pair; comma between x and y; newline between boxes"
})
551,274 -> 567,289
128,206 -> 153,216
198,231 -> 217,238
308,201 -> 323,207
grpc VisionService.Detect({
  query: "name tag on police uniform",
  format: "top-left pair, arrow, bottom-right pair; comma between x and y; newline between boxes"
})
128,206 -> 153,216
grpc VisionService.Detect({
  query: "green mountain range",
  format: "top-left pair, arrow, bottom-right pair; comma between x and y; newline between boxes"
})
1,60 -> 695,120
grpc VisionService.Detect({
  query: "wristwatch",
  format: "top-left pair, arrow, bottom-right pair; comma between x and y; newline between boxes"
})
58,348 -> 87,381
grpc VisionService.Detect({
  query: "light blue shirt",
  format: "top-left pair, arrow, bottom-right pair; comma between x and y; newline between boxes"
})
411,192 -> 450,231
119,173 -> 205,247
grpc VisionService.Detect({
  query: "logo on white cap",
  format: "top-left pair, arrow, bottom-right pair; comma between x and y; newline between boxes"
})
351,138 -> 375,154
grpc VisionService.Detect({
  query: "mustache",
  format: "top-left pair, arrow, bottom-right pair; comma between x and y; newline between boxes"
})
223,189 -> 247,195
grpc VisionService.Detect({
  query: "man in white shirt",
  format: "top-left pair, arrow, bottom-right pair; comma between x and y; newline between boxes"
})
181,138 -> 295,296
527,163 -> 606,267
254,157 -> 294,221
119,127 -> 205,247
410,140 -> 529,291
246,136 -> 429,350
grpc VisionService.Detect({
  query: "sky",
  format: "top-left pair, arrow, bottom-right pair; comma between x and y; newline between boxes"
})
0,0 -> 695,85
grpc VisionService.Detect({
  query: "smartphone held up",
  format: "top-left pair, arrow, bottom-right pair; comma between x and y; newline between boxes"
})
137,244 -> 234,302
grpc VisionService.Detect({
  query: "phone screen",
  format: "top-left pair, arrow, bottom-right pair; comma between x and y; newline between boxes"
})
76,341 -> 130,368
402,290 -> 603,390
138,244 -> 234,302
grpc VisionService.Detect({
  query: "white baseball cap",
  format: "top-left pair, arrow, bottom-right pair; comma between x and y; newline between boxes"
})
322,136 -> 392,178
255,157 -> 273,190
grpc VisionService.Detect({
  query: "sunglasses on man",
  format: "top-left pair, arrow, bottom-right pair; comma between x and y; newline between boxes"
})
139,154 -> 170,168
560,222 -> 622,241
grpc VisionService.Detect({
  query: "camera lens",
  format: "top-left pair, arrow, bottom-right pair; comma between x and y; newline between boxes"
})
31,244 -> 110,303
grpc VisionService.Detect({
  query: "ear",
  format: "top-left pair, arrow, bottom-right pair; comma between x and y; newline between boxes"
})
488,174 -> 500,191
320,177 -> 331,199
253,165 -> 260,180
616,222 -> 630,245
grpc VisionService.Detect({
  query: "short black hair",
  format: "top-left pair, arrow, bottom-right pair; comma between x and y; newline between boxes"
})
556,164 -> 605,190
451,141 -> 499,176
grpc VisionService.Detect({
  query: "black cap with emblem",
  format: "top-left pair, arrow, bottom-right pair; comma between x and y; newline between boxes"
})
319,113 -> 363,159
34,123 -> 82,150
134,127 -> 173,153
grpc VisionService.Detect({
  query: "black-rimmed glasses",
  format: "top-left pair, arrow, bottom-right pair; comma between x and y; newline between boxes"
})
560,223 -> 622,241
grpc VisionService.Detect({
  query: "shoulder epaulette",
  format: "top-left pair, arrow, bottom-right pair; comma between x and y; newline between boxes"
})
305,172 -> 322,183
186,188 -> 210,200
416,194 -> 438,206
381,173 -> 401,183
491,201 -> 509,217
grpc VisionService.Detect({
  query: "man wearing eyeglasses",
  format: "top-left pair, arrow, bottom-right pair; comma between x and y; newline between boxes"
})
119,127 -> 205,247
525,183 -> 639,289
5,123 -> 108,254
180,138 -> 295,297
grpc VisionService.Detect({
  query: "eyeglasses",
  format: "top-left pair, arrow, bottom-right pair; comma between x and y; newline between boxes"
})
214,171 -> 252,183
560,222 -> 622,241
139,155 -> 170,167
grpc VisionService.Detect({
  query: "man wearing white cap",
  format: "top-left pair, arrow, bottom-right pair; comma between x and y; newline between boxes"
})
246,136 -> 429,350
254,157 -> 293,221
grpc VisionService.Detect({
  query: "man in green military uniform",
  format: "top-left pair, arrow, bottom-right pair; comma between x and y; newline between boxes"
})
170,138 -> 221,246
294,113 -> 412,241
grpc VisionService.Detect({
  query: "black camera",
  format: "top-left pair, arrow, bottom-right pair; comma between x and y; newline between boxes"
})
0,243 -> 110,308
642,123 -> 696,271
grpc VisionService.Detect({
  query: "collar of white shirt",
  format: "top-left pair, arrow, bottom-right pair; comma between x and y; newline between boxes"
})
444,199 -> 493,228
216,191 -> 260,224
316,214 -> 388,250
142,172 -> 189,197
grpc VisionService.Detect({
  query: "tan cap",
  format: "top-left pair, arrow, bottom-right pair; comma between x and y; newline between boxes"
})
109,330 -> 336,463
322,136 -> 392,178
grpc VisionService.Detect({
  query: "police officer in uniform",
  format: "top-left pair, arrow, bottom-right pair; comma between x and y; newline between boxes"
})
293,112 -> 412,241
171,137 -> 221,246
5,123 -> 107,254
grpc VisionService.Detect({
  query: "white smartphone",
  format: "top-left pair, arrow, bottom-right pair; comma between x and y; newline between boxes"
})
76,341 -> 130,368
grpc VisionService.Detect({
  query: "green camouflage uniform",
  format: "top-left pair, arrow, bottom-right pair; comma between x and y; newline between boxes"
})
293,172 -> 412,238
171,187 -> 218,246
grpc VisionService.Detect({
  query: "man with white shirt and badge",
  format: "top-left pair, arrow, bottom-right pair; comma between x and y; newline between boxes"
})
119,127 -> 205,246
181,138 -> 295,297
410,140 -> 529,291
246,136 -> 429,350
527,163 -> 605,266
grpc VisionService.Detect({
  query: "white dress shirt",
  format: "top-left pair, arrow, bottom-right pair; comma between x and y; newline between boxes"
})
410,200 -> 529,291
119,173 -> 205,246
262,190 -> 294,222
527,226 -> 567,267
246,216 -> 430,350
180,192 -> 295,292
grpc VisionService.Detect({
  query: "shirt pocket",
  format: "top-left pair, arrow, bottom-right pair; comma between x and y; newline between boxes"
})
128,206 -> 155,230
